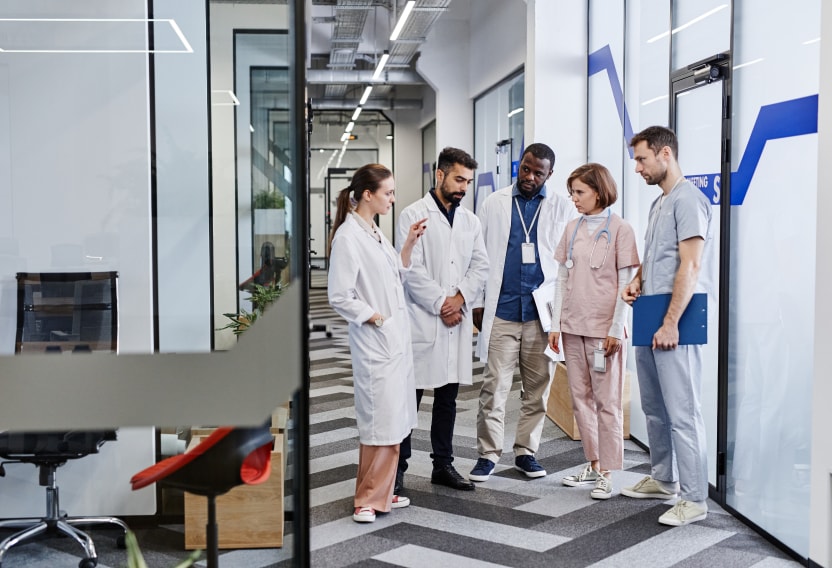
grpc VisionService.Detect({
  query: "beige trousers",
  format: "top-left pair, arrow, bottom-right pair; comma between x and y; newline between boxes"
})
355,444 -> 399,512
477,317 -> 552,461
562,332 -> 625,471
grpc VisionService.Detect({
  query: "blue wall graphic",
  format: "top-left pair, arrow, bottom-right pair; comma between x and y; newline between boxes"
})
588,45 -> 818,206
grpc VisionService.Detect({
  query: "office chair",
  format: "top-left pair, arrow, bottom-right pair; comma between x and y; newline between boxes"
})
0,431 -> 129,568
130,425 -> 274,568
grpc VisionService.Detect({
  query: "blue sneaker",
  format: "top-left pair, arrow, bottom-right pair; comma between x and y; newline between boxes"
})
469,458 -> 496,482
515,455 -> 547,478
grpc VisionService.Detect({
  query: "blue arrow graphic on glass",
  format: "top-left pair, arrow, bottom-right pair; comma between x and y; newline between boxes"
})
589,44 -> 818,205
588,45 -> 635,159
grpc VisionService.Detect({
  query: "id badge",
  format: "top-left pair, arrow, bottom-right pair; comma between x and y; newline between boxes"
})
521,242 -> 536,264
593,346 -> 607,372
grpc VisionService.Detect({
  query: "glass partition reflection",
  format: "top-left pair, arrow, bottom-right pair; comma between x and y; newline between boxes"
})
0,0 -> 304,564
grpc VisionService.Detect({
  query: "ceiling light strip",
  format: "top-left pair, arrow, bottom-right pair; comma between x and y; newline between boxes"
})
371,51 -> 390,81
389,1 -> 416,41
359,86 -> 373,105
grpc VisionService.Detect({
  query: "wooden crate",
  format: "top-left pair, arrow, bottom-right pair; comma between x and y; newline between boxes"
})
546,362 -> 631,441
184,433 -> 284,550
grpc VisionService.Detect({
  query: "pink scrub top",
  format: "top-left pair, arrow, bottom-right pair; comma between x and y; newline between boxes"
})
554,212 -> 640,338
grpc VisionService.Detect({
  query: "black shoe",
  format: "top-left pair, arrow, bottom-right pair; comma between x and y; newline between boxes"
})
394,468 -> 404,495
431,464 -> 475,491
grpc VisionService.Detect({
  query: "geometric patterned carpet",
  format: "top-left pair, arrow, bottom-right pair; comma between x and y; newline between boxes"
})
299,283 -> 800,568
0,279 -> 801,567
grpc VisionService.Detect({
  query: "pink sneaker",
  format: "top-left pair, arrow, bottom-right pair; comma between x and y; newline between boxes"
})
353,506 -> 376,522
391,495 -> 410,509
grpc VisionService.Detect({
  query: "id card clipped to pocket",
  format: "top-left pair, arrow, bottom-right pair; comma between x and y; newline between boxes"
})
593,342 -> 606,372
521,242 -> 536,264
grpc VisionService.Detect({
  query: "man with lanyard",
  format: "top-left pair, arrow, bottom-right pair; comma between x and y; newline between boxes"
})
396,147 -> 489,493
470,143 -> 575,481
621,126 -> 714,526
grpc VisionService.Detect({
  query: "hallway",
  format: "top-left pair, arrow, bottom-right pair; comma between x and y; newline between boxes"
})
304,283 -> 800,567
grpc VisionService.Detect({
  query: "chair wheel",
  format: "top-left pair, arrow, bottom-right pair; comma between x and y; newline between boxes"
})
78,558 -> 97,568
116,534 -> 126,549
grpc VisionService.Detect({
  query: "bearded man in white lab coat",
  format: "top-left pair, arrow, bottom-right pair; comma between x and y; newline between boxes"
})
469,143 -> 575,482
395,147 -> 489,493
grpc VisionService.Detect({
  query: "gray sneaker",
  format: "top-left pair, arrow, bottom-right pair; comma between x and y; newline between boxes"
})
562,463 -> 600,487
659,500 -> 708,526
621,476 -> 678,499
590,475 -> 613,500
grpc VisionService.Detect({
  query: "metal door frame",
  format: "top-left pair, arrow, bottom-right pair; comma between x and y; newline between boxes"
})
669,51 -> 732,506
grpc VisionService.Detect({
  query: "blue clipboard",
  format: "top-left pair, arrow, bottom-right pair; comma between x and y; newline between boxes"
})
632,293 -> 707,346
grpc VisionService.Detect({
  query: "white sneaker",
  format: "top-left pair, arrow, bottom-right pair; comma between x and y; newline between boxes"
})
562,463 -> 601,487
659,500 -> 708,526
621,476 -> 678,499
353,506 -> 376,523
390,495 -> 410,509
590,475 -> 613,500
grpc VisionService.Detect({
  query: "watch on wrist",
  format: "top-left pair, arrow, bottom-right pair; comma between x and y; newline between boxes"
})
374,316 -> 384,327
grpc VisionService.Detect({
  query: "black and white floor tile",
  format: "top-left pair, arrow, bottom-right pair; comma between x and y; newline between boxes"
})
0,277 -> 801,567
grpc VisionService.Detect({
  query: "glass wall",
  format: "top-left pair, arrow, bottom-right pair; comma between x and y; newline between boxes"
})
591,0 -> 819,559
0,0 -> 306,563
619,0 -> 671,443
473,71 -> 524,212
727,0 -> 820,555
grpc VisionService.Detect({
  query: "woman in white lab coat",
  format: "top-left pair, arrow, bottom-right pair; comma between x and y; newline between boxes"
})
327,163 -> 427,523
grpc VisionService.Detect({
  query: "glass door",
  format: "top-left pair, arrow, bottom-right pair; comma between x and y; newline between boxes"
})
669,53 -> 731,496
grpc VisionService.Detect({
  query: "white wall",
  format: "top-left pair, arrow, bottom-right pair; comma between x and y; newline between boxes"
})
469,0 -> 526,99
525,0 -> 588,195
811,3 -> 832,564
418,11 -> 473,153
388,108 -> 423,242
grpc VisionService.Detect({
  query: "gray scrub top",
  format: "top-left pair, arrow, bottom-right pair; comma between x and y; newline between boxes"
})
642,179 -> 714,296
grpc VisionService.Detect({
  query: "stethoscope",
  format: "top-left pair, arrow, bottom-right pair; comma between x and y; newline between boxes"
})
565,209 -> 611,270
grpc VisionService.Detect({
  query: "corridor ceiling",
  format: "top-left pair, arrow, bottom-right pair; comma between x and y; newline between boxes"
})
307,0 -> 450,111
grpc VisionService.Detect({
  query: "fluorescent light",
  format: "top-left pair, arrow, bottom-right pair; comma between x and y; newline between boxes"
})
345,121 -> 355,133
372,51 -> 390,81
211,90 -> 240,106
804,37 -> 821,45
359,86 -> 373,105
507,107 -> 524,118
351,107 -> 362,121
647,5 -> 728,44
389,1 -> 416,41
386,134 -> 394,140
641,94 -> 668,106
733,57 -> 764,70
0,18 -> 192,53
340,132 -> 350,142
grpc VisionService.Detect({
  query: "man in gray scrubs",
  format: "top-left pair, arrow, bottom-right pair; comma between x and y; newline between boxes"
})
621,126 -> 714,526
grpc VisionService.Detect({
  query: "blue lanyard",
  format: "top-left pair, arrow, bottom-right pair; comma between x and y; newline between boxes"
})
566,209 -> 612,269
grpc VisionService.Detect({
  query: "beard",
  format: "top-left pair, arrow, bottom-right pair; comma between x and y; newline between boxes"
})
439,180 -> 464,206
643,166 -> 668,186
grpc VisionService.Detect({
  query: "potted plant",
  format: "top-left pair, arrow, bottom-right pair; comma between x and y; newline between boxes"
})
220,281 -> 283,336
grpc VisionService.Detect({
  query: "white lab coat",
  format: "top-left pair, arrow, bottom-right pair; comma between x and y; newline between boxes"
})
328,214 -> 418,445
475,185 -> 576,361
397,194 -> 489,388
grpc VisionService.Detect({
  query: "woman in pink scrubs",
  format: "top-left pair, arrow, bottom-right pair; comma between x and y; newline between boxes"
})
547,163 -> 640,500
